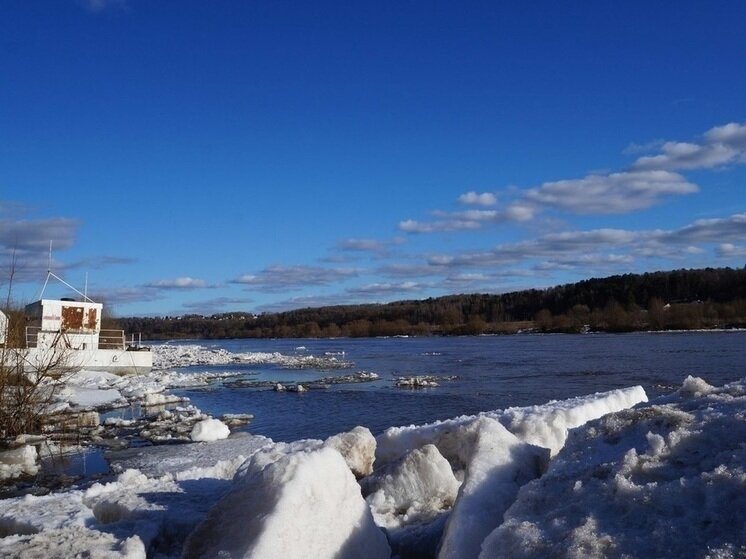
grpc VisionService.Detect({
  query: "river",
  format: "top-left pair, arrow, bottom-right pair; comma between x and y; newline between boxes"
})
167,331 -> 746,442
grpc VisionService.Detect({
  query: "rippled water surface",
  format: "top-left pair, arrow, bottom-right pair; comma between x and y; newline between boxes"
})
170,332 -> 746,442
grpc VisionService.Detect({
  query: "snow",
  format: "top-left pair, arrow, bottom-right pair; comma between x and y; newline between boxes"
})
4,374 -> 746,558
363,443 -> 460,529
479,376 -> 746,559
0,435 -> 272,558
107,432 -> 271,478
0,445 -> 38,481
498,385 -> 648,455
437,417 -> 548,559
324,425 -> 377,478
183,444 -> 391,559
152,343 -> 351,370
375,385 -> 648,466
190,418 -> 230,442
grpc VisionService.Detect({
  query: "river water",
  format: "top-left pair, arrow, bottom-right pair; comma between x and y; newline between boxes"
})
169,331 -> 746,442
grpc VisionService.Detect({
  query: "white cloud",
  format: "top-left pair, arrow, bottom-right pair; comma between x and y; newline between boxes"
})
145,277 -> 209,289
716,243 -> 746,258
503,204 -> 535,221
398,218 -> 483,234
433,209 -> 499,221
656,213 -> 746,245
425,213 -> 746,273
334,237 -> 405,258
233,265 -> 360,292
523,170 -> 697,214
633,122 -> 746,171
337,238 -> 387,252
534,253 -> 635,271
622,139 -> 665,155
347,281 -> 426,296
378,263 -> 445,278
704,122 -> 746,146
400,122 -> 746,236
458,191 -> 497,206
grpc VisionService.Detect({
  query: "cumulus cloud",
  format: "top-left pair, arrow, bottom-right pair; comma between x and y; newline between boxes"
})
398,218 -> 484,234
716,243 -> 746,258
399,205 -> 534,234
425,213 -> 746,274
633,122 -> 746,171
655,213 -> 746,245
523,170 -> 697,214
337,238 -> 387,252
400,123 -> 746,236
533,253 -> 635,271
144,277 -> 210,289
334,237 -> 405,259
458,191 -> 497,206
378,263 -> 446,278
232,265 -> 360,292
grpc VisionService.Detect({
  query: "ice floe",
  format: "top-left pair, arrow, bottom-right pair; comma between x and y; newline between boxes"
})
183,443 -> 391,559
190,418 -> 230,442
152,343 -> 352,370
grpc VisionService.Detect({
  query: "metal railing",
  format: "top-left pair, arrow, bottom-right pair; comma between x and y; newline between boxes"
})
25,326 -> 40,349
25,327 -> 130,350
99,329 -> 126,350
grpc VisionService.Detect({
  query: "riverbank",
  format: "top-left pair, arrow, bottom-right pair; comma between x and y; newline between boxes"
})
1,370 -> 744,557
1,336 -> 745,557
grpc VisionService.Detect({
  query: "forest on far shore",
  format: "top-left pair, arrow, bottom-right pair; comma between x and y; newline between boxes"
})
118,266 -> 746,340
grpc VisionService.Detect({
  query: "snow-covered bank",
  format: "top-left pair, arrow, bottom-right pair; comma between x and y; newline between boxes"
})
2,377 -> 746,558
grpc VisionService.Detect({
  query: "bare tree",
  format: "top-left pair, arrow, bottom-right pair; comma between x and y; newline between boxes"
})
0,255 -> 71,442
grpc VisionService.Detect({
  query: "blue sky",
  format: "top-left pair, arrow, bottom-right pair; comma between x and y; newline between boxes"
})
2,1 -> 745,317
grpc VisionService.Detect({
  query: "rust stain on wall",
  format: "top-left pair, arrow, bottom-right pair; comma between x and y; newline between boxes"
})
86,308 -> 98,330
61,306 -> 84,330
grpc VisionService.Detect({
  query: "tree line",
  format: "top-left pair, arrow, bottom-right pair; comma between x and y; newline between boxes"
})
118,266 -> 746,339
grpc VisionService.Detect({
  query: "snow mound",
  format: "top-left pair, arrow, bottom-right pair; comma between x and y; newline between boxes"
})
498,385 -> 648,455
0,445 -> 39,481
0,527 -> 145,559
479,376 -> 746,559
183,444 -> 391,559
438,417 -> 548,559
364,443 -> 460,529
376,386 -> 648,466
324,425 -> 377,478
190,418 -> 230,442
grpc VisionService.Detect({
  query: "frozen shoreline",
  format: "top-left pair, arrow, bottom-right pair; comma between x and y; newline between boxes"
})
1,344 -> 745,558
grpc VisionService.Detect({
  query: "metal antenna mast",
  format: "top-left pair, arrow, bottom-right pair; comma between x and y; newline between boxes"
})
38,240 -> 95,303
